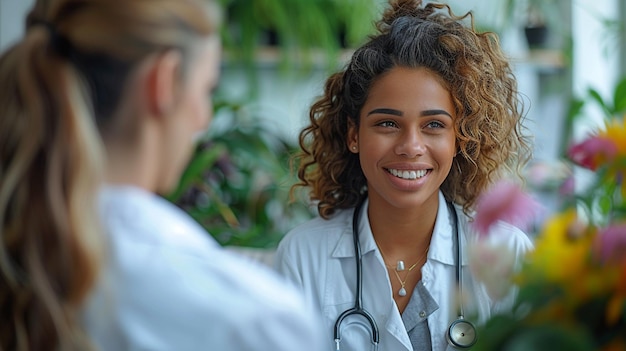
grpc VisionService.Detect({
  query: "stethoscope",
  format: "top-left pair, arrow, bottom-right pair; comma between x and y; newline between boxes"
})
333,197 -> 477,350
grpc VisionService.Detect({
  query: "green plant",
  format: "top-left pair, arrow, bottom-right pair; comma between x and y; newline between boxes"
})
503,0 -> 564,28
167,99 -> 314,248
502,0 -> 570,49
561,76 -> 626,156
587,77 -> 626,119
217,0 -> 379,81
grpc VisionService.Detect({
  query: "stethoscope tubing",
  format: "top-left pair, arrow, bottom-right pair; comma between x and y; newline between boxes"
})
333,197 -> 379,350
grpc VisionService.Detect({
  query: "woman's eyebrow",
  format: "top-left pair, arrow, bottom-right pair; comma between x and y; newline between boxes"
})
421,109 -> 452,118
366,108 -> 453,118
367,108 -> 403,116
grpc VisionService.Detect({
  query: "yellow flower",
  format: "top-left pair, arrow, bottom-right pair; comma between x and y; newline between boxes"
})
600,117 -> 626,156
606,266 -> 626,325
527,210 -> 593,285
598,118 -> 626,197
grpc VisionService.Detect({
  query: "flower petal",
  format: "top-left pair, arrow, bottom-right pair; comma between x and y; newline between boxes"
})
472,180 -> 541,236
567,136 -> 617,170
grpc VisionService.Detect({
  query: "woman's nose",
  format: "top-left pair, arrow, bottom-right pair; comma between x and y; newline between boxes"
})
394,130 -> 426,157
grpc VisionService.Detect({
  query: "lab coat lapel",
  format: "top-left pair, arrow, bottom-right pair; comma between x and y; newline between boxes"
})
424,192 -> 471,351
428,192 -> 458,266
330,199 -> 376,259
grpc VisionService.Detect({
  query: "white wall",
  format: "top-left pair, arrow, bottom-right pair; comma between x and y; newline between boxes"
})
571,0 -> 621,138
0,0 -> 33,53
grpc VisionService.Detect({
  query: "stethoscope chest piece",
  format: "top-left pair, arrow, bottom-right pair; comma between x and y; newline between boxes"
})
446,318 -> 477,349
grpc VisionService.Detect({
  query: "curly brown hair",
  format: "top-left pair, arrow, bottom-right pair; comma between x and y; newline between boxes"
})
293,0 -> 532,219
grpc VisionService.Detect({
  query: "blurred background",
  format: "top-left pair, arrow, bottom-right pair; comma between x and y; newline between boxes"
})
2,0 -> 625,250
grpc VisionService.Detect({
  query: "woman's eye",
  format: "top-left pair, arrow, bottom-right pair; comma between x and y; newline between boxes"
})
426,121 -> 445,129
377,120 -> 398,128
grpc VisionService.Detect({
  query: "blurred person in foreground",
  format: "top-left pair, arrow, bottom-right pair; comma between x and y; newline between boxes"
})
0,0 -> 324,350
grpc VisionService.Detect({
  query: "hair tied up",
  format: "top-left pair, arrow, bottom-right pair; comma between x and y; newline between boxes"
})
378,0 -> 431,30
29,20 -> 73,57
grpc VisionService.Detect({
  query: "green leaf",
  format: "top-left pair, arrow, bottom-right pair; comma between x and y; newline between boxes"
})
588,88 -> 612,118
612,77 -> 626,115
472,314 -> 520,351
167,143 -> 227,202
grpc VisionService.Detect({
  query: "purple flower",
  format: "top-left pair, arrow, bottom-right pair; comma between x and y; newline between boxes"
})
594,224 -> 626,264
472,180 -> 541,236
558,175 -> 575,196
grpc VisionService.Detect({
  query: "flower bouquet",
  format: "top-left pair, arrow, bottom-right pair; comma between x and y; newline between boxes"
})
470,117 -> 626,351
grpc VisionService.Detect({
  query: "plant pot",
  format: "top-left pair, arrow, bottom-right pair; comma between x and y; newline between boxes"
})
524,25 -> 549,49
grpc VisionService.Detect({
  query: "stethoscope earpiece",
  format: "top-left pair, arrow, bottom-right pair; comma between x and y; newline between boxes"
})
446,318 -> 477,349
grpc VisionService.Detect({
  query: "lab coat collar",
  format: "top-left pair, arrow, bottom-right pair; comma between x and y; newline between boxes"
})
331,198 -> 378,259
330,192 -> 467,266
428,192 -> 468,266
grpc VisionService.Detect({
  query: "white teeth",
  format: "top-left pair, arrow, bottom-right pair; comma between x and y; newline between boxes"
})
388,169 -> 427,180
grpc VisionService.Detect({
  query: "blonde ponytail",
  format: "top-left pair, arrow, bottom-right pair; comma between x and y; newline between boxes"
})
0,25 -> 103,351
1,0 -> 220,349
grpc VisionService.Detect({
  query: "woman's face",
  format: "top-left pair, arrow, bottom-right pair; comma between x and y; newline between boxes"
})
348,66 -> 457,211
158,36 -> 221,193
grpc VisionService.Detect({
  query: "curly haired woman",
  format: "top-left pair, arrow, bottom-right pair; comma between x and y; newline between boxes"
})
275,0 -> 534,350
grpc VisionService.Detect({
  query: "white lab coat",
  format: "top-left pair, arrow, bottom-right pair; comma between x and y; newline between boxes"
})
275,192 -> 533,351
83,185 -> 325,351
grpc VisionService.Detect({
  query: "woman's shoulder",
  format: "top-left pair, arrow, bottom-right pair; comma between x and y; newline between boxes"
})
98,185 -> 217,255
85,241 -> 324,349
279,208 -> 352,249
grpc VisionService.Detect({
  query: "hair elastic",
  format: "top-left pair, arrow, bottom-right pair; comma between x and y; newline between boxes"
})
30,20 -> 72,57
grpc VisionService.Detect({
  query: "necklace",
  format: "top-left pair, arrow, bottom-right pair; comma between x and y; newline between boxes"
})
379,246 -> 429,297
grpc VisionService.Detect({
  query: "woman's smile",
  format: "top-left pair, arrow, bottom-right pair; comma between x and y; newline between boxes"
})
385,166 -> 431,192
386,168 -> 429,180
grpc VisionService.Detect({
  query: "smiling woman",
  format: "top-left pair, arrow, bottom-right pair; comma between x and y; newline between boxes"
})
273,0 -> 534,350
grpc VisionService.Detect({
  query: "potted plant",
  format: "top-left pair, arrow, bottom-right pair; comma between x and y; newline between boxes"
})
503,0 -> 567,49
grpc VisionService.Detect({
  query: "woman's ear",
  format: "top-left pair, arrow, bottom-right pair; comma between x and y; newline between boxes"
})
143,50 -> 182,118
346,118 -> 359,153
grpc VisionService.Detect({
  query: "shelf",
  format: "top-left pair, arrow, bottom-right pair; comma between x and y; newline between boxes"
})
224,47 -> 567,75
511,49 -> 567,73
223,47 -> 354,69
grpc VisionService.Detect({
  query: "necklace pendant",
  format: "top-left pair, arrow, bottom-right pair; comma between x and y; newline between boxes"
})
398,287 -> 407,297
396,260 -> 405,271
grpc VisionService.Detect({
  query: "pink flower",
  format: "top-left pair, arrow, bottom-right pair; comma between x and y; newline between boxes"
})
558,175 -> 575,196
472,180 -> 541,236
467,241 -> 517,300
567,136 -> 617,170
594,224 -> 626,264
